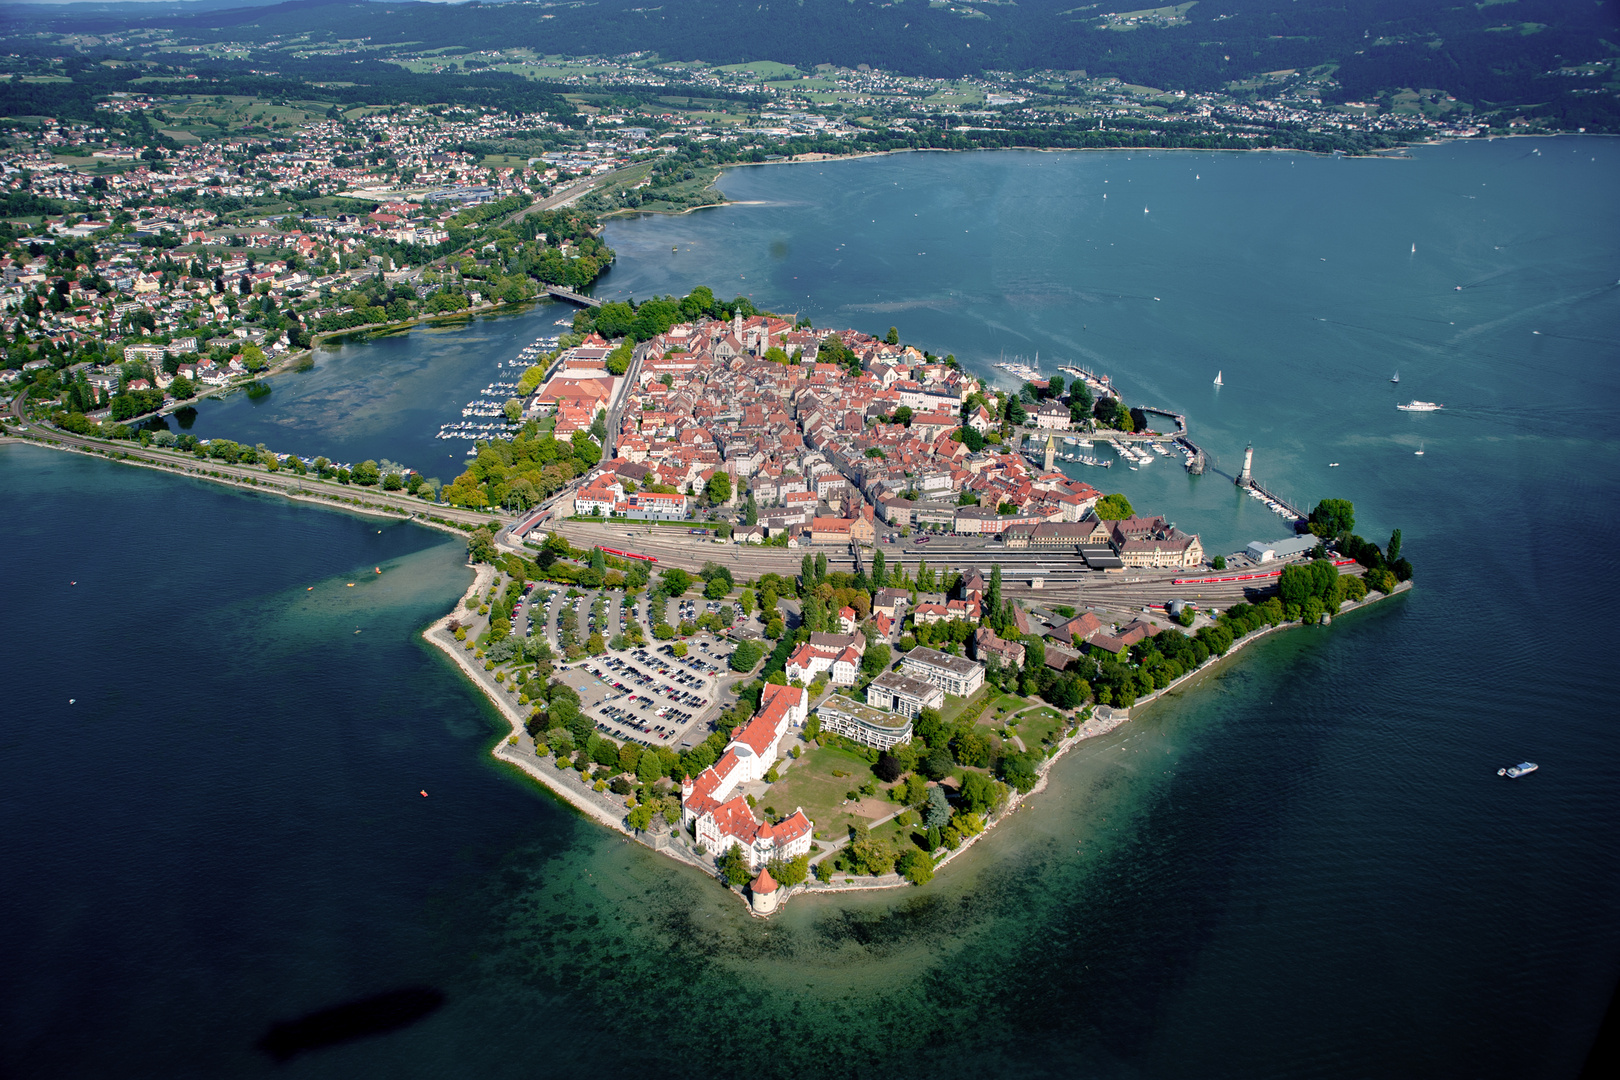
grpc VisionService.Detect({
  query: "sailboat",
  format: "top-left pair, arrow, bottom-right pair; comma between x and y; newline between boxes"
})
1212,371 -> 1223,387
1391,370 -> 1400,384
1411,243 -> 1416,255
1415,443 -> 1425,456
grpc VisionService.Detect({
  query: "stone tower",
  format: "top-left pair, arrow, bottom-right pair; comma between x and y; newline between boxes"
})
1044,435 -> 1056,473
1237,443 -> 1254,487
749,866 -> 780,916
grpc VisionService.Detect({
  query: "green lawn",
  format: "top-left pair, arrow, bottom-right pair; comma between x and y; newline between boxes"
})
1008,705 -> 1068,750
764,741 -> 889,841
939,685 -> 990,728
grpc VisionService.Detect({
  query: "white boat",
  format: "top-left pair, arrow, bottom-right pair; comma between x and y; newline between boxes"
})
1391,370 -> 1400,384
1328,462 -> 1340,467
1397,400 -> 1442,412
1497,762 -> 1538,779
1415,443 -> 1425,456
1213,370 -> 1223,387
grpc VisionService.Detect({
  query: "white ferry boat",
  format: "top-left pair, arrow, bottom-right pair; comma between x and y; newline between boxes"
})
1497,762 -> 1538,779
1397,400 -> 1443,412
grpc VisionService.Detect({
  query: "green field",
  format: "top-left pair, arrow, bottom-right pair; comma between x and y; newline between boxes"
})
765,741 -> 890,841
714,60 -> 801,78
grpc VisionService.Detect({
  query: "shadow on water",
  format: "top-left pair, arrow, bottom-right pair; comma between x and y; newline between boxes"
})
255,986 -> 445,1064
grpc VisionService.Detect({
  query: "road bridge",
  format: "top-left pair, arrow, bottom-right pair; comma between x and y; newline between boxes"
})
544,285 -> 601,308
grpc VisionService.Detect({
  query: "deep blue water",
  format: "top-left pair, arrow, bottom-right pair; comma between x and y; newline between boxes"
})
3,138 -> 1618,1078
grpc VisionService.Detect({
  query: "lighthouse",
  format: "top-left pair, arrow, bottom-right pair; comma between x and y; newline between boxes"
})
1237,443 -> 1254,487
1044,435 -> 1056,473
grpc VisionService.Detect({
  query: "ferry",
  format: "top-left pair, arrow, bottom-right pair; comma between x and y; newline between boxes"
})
1497,762 -> 1538,779
1396,400 -> 1443,412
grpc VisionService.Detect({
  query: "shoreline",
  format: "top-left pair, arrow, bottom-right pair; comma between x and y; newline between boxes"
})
600,136 -> 1486,223
417,565 -> 641,838
0,433 -> 491,540
426,560 -> 1411,915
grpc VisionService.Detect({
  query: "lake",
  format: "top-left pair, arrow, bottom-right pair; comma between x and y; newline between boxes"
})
2,138 -> 1616,1078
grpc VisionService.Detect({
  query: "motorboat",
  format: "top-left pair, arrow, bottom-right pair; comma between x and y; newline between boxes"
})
1497,762 -> 1538,778
1397,400 -> 1442,412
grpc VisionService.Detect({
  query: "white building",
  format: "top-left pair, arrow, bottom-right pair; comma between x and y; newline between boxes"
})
900,647 -> 985,698
865,670 -> 945,718
816,698 -> 913,750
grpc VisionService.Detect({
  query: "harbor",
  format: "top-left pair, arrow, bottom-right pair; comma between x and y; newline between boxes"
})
434,332 -> 560,441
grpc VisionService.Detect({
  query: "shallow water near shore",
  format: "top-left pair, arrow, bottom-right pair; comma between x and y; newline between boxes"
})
4,138 -> 1620,1078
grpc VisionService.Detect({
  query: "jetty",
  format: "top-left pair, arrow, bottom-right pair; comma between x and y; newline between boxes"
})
1137,405 -> 1188,434
1174,435 -> 1208,475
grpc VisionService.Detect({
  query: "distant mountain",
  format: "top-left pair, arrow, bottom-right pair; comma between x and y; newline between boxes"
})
5,0 -> 1615,128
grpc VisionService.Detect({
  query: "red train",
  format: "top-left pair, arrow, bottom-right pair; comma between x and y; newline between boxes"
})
598,546 -> 658,564
1173,558 -> 1357,586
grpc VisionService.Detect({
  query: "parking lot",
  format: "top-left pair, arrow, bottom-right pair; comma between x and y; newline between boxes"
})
561,639 -> 736,750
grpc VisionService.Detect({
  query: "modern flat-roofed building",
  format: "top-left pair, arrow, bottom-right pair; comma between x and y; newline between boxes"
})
816,698 -> 913,750
866,670 -> 945,718
900,647 -> 985,698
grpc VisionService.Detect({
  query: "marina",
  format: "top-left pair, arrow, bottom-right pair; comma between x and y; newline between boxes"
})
435,333 -> 559,441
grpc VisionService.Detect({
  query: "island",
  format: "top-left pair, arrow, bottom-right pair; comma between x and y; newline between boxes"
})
406,289 -> 1414,916
2,265 -> 1415,915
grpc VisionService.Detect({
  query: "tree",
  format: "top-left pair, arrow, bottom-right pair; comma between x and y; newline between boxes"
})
875,752 -> 904,783
815,552 -> 827,583
871,549 -> 886,589
351,459 -> 381,486
923,785 -> 952,829
1308,499 -> 1356,540
922,746 -> 954,781
730,640 -> 764,672
997,751 -> 1041,794
899,848 -> 933,886
886,326 -> 899,345
1387,528 -> 1402,564
768,854 -> 810,887
715,845 -> 751,888
860,642 -> 891,679
1212,555 -> 1227,570
959,772 -> 1006,816
745,492 -> 758,526
705,471 -> 732,505
504,398 -> 522,422
1094,493 -> 1134,520
661,567 -> 693,595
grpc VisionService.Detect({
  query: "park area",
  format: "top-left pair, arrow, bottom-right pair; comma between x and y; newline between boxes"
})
764,740 -> 901,842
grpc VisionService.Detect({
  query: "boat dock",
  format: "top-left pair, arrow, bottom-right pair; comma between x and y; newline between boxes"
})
1174,435 -> 1208,475
1242,478 -> 1307,523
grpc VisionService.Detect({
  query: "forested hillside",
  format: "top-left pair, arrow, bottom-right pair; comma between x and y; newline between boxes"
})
5,0 -> 1616,130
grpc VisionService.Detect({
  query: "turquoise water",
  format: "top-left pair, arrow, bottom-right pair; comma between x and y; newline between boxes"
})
4,139 -> 1619,1078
